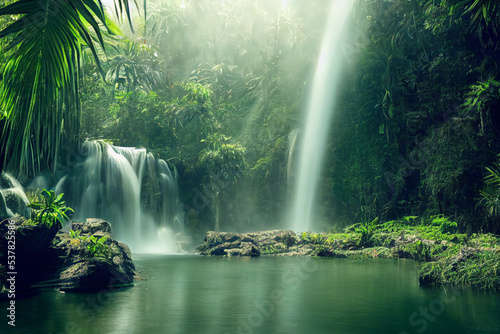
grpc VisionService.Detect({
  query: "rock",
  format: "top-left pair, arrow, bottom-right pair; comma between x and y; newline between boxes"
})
51,221 -> 136,291
0,216 -> 136,297
71,219 -> 112,236
209,241 -> 242,256
225,249 -> 242,257
197,230 -> 298,257
240,242 -> 260,257
59,258 -> 133,290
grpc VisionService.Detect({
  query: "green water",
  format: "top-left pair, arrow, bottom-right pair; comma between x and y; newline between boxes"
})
2,255 -> 500,334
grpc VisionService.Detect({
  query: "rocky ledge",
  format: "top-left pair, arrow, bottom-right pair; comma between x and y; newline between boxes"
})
0,218 -> 137,299
197,228 -> 500,290
196,229 -> 388,258
196,230 -> 298,257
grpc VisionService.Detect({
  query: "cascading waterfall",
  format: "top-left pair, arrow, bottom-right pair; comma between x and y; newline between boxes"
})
0,172 -> 30,218
290,0 -> 354,232
56,140 -> 184,253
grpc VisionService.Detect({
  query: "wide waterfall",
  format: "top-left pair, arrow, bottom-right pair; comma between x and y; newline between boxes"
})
290,0 -> 354,232
56,141 -> 184,253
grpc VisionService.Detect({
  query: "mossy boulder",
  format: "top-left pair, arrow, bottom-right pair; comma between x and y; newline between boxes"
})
51,220 -> 136,291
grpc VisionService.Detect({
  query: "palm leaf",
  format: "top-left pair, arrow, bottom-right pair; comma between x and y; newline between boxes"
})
0,0 -> 136,178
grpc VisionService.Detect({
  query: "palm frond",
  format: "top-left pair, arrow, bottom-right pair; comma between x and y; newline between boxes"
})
0,0 -> 135,178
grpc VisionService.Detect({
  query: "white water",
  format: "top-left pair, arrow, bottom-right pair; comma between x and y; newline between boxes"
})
0,172 -> 30,217
56,141 -> 184,253
290,0 -> 354,231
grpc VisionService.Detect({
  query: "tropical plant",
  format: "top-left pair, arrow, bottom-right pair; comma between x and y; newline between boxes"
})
69,229 -> 82,239
355,217 -> 379,247
462,78 -> 500,137
0,0 -> 134,177
83,235 -> 110,258
198,133 -> 246,231
106,40 -> 164,93
27,189 -> 73,229
479,156 -> 500,218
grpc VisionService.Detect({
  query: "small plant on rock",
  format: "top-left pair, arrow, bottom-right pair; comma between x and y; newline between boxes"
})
83,235 -> 110,259
27,189 -> 73,229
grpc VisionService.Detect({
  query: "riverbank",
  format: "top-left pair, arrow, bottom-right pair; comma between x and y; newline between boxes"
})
196,216 -> 500,290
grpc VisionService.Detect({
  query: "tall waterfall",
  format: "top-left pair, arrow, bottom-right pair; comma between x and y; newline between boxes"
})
56,141 -> 184,253
290,0 -> 354,231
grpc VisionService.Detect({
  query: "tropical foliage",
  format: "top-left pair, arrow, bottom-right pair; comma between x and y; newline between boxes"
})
0,0 -> 133,178
27,189 -> 73,229
1,0 -> 500,233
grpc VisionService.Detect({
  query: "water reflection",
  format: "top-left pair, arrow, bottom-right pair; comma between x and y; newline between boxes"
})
2,256 -> 499,334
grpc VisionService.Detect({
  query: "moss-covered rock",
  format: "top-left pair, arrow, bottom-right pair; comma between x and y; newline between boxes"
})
197,230 -> 298,257
196,221 -> 500,289
0,217 -> 136,298
50,220 -> 136,291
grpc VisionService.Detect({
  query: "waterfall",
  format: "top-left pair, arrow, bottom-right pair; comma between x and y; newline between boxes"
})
56,141 -> 184,253
0,172 -> 30,218
290,0 -> 354,232
287,129 -> 298,193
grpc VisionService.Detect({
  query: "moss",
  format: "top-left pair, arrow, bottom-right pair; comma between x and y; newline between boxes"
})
419,250 -> 500,289
316,216 -> 500,289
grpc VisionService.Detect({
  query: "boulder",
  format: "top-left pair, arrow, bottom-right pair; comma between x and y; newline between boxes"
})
197,230 -> 299,257
51,220 -> 135,291
0,216 -> 136,297
59,255 -> 134,291
71,218 -> 112,236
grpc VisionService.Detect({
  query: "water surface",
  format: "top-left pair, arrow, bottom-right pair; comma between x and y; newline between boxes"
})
2,255 -> 499,334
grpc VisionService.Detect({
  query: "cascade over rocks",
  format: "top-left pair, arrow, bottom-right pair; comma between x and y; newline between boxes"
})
56,140 -> 184,253
0,172 -> 30,219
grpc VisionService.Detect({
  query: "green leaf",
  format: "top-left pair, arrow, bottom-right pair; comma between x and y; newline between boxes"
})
0,0 -> 137,177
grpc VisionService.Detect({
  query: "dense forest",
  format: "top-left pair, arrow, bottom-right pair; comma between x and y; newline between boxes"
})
0,0 -> 499,235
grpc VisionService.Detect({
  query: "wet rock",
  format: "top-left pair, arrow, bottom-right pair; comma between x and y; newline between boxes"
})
197,230 -> 298,257
239,242 -> 261,257
0,217 -> 136,298
59,257 -> 133,290
71,218 -> 112,236
51,220 -> 135,291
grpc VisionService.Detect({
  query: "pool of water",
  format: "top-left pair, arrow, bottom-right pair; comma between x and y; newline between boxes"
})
2,255 -> 500,334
